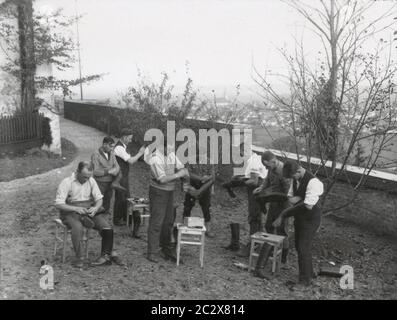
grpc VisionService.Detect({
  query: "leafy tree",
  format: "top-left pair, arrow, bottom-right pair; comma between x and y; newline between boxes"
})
0,0 -> 103,113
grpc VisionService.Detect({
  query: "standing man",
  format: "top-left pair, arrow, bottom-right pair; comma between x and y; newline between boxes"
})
113,128 -> 146,228
252,151 -> 291,278
182,172 -> 215,238
55,161 -> 123,267
91,136 -> 120,215
236,149 -> 268,257
273,160 -> 324,287
145,138 -> 189,263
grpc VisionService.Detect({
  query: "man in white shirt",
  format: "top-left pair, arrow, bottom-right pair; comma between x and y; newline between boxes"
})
273,160 -> 324,287
145,139 -> 189,263
113,128 -> 146,227
55,161 -> 123,267
236,151 -> 268,257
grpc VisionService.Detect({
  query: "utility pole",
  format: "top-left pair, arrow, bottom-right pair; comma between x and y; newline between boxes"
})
75,0 -> 83,100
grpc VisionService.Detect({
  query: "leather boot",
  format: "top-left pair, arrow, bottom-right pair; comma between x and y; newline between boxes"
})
236,242 -> 251,257
205,221 -> 215,238
223,223 -> 240,251
253,243 -> 271,279
132,210 -> 141,239
281,248 -> 289,264
92,229 -> 113,266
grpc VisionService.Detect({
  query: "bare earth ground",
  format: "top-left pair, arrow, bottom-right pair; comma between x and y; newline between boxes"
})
0,137 -> 77,182
0,117 -> 396,300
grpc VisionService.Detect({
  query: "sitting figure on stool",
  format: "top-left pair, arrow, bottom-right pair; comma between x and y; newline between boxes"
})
54,161 -> 124,268
182,171 -> 215,238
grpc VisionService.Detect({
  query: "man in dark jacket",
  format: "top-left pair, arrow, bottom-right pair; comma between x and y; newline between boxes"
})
252,151 -> 291,278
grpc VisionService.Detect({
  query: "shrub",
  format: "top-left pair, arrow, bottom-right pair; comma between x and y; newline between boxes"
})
41,116 -> 52,147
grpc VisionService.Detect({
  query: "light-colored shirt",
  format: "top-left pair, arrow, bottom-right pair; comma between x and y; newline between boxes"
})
287,177 -> 324,206
114,141 -> 131,162
55,173 -> 103,205
244,153 -> 268,179
148,150 -> 184,191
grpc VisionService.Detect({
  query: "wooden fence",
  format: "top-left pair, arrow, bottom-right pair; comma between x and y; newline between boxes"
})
0,112 -> 44,153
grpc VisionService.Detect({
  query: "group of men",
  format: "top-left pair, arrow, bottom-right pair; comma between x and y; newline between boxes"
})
54,129 -> 215,267
54,128 -> 323,287
222,150 -> 323,287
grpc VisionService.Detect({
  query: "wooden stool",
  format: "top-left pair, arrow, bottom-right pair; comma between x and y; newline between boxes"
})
176,223 -> 206,267
249,232 -> 285,273
126,199 -> 150,228
53,218 -> 90,262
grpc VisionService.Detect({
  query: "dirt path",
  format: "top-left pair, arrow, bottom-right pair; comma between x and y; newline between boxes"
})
0,117 -> 396,300
0,117 -> 105,299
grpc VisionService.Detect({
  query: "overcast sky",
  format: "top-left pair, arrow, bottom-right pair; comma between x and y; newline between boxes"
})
33,0 -> 396,100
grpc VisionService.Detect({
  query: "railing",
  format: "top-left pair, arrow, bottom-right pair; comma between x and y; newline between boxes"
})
0,112 -> 44,153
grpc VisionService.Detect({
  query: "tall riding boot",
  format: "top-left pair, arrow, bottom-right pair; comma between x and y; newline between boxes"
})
236,222 -> 258,257
236,242 -> 251,257
92,229 -> 113,266
132,210 -> 142,239
281,248 -> 289,264
223,223 -> 240,251
254,243 -> 272,279
205,221 -> 215,238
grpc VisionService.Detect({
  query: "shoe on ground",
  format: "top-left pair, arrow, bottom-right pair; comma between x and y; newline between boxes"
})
253,268 -> 272,280
161,248 -> 183,264
223,243 -> 240,251
205,230 -> 215,238
146,254 -> 160,263
236,244 -> 251,257
91,254 -> 112,266
110,254 -> 125,266
72,258 -> 84,268
131,233 -> 142,239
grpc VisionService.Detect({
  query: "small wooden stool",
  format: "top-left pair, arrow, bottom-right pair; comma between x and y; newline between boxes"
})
126,199 -> 150,228
176,223 -> 206,267
249,232 -> 285,273
53,218 -> 90,262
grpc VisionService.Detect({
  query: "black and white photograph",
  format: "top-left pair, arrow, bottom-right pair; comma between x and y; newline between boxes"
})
0,0 -> 396,304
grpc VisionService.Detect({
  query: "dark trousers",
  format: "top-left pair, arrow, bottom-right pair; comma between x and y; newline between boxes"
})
294,209 -> 321,283
60,211 -> 112,258
113,174 -> 129,223
96,181 -> 113,213
265,202 -> 289,249
247,185 -> 262,235
147,186 -> 175,255
183,189 -> 211,222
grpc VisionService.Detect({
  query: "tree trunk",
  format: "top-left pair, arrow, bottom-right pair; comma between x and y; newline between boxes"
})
17,0 -> 36,113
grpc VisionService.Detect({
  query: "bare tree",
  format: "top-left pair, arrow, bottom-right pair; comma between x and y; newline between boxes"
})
253,0 -> 397,213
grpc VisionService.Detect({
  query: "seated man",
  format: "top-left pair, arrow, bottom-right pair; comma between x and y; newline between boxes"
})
182,172 -> 215,238
54,161 -> 124,268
